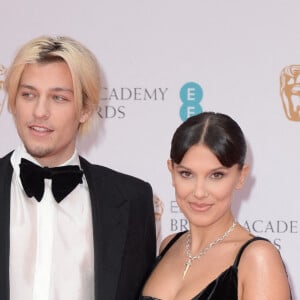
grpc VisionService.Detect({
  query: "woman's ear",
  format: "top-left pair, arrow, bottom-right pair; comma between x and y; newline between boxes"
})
236,164 -> 249,190
167,159 -> 175,186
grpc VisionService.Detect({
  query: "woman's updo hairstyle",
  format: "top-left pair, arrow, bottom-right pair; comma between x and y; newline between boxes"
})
170,112 -> 247,169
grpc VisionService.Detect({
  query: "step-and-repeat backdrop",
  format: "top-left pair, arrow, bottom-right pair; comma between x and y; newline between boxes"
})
1,1 -> 299,298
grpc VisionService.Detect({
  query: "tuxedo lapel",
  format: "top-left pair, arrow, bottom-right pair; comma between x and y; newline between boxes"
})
0,153 -> 132,300
80,157 -> 130,300
0,153 -> 13,299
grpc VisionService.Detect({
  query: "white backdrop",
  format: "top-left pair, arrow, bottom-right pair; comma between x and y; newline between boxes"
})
1,1 -> 299,298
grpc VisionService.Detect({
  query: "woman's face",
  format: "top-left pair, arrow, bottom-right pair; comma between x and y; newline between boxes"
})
168,144 -> 248,227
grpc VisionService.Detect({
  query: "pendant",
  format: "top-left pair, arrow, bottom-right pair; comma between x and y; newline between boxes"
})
183,258 -> 192,279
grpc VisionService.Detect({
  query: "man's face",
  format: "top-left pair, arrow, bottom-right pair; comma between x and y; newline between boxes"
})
13,61 -> 89,167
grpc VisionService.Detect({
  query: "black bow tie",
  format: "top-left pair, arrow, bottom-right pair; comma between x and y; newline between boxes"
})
19,158 -> 83,203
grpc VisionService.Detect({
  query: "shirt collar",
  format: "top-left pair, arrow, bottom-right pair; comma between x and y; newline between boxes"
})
11,144 -> 88,191
11,144 -> 81,176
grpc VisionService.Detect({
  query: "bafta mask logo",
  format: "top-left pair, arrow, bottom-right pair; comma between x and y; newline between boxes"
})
0,64 -> 6,116
280,65 -> 300,121
153,195 -> 164,244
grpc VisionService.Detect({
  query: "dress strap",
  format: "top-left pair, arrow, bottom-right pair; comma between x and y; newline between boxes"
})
158,231 -> 186,259
233,236 -> 270,267
144,232 -> 187,282
147,232 -> 187,275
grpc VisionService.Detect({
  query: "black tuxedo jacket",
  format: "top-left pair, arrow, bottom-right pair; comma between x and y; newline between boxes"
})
0,152 -> 156,300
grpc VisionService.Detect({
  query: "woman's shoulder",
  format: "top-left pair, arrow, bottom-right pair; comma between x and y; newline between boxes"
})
234,236 -> 283,270
238,237 -> 280,263
237,237 -> 291,299
159,233 -> 177,253
159,231 -> 186,254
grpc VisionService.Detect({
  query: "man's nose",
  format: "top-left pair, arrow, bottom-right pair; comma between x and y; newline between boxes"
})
33,97 -> 50,119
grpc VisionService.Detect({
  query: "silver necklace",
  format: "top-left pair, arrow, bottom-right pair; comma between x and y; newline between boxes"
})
183,220 -> 237,279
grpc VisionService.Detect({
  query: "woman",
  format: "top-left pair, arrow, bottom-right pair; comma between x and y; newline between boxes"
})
140,112 -> 291,299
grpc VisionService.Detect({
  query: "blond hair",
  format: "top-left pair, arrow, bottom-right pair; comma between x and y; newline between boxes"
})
4,35 -> 101,133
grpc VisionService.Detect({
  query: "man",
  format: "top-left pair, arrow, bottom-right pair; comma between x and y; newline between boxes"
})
0,35 -> 156,300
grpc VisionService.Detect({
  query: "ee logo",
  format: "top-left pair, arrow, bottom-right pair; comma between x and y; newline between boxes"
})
179,82 -> 203,121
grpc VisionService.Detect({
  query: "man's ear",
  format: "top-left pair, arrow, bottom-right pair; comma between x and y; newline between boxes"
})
236,164 -> 249,190
79,107 -> 92,124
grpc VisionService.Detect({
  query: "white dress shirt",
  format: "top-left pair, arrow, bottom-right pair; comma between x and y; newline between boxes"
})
9,145 -> 95,300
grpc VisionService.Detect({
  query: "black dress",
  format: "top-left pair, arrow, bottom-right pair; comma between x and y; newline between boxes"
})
140,233 -> 270,300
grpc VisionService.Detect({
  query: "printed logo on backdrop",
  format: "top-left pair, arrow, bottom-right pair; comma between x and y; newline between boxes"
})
179,82 -> 203,121
97,82 -> 204,120
169,200 -> 189,232
0,64 -> 6,116
280,65 -> 300,121
98,87 -> 168,119
153,195 -> 164,245
169,201 -> 298,251
242,219 -> 298,251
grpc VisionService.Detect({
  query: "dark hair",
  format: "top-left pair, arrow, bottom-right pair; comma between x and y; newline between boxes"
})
170,112 -> 247,169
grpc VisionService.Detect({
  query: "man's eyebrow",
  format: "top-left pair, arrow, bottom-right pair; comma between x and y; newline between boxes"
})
19,84 -> 73,94
19,84 -> 36,90
51,87 -> 74,94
